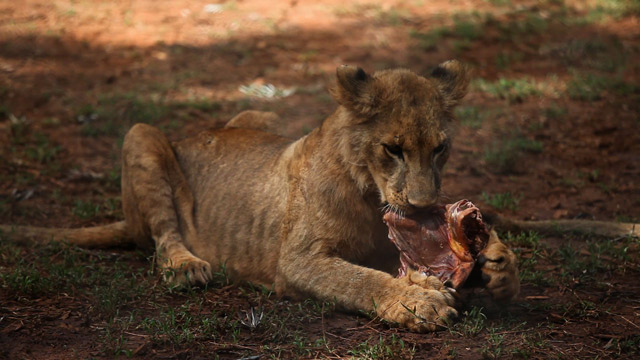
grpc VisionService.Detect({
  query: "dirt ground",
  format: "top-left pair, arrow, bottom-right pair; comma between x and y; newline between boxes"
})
1,0 -> 639,359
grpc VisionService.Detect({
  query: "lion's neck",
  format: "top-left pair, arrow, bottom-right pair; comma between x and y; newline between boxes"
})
302,107 -> 376,197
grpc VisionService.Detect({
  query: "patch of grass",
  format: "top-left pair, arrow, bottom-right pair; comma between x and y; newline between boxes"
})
102,314 -> 136,357
171,99 -> 222,114
453,306 -> 487,337
555,235 -> 636,285
25,132 -> 61,164
102,165 -> 122,191
374,7 -> 412,26
409,28 -> 449,51
484,0 -> 510,5
9,114 -> 31,145
567,71 -> 638,101
454,105 -> 487,129
502,232 -> 552,287
582,0 -> 640,22
511,331 -> 550,357
542,37 -> 627,72
482,328 -> 506,359
503,231 -> 542,248
453,18 -> 481,40
141,303 -> 207,345
473,77 -> 542,103
613,335 -> 640,354
615,214 -> 638,223
0,103 -> 9,120
72,199 -> 102,220
1,241 -> 121,299
334,3 -> 412,26
484,135 -> 543,173
70,197 -> 122,220
79,94 -> 169,137
410,12 -> 487,51
495,51 -> 524,70
0,260 -> 49,296
542,103 -> 568,119
347,334 -> 415,359
482,192 -> 522,211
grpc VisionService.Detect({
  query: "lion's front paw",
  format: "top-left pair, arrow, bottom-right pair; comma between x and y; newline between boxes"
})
380,285 -> 458,332
162,253 -> 213,286
478,230 -> 520,301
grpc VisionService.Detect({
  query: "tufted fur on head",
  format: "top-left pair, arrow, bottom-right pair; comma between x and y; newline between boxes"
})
330,61 -> 469,121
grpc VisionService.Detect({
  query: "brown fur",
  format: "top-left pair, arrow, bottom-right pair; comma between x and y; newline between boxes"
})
12,61 -> 637,332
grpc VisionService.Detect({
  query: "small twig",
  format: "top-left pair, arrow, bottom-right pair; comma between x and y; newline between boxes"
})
124,331 -> 149,338
618,314 -> 640,330
324,331 -> 350,341
206,342 -> 258,351
75,247 -> 122,259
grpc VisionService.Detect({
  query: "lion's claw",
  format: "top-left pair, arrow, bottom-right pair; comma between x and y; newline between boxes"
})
162,254 -> 213,286
381,283 -> 458,332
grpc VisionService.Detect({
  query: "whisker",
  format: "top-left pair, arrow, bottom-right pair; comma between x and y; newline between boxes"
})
380,203 -> 391,214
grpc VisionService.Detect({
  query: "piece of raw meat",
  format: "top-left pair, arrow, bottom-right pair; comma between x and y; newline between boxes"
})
383,199 -> 489,289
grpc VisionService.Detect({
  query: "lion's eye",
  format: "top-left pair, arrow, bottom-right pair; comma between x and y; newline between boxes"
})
383,144 -> 404,161
433,142 -> 448,156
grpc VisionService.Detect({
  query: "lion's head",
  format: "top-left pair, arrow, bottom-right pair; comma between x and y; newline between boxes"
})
330,61 -> 469,214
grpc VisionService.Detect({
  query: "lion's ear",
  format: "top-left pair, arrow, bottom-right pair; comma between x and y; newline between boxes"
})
431,60 -> 469,106
331,65 -> 377,116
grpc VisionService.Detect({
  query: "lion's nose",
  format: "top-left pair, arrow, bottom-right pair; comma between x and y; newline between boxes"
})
408,195 -> 437,209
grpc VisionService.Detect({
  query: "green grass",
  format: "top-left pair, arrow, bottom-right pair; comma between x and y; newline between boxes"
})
24,132 -> 61,164
71,198 -> 123,220
484,0 -> 510,5
567,71 -> 638,101
409,12 -> 487,51
495,51 -> 524,70
0,103 -> 9,120
482,192 -> 522,211
542,103 -> 568,119
481,328 -> 506,358
556,236 -> 635,285
453,306 -> 487,337
140,302 -> 224,345
79,94 -> 169,137
0,240 -> 140,300
581,0 -> 640,22
409,28 -> 448,51
453,18 -> 481,40
473,77 -> 542,103
78,94 -> 221,138
348,334 -> 415,359
484,135 -> 543,173
72,199 -> 102,219
9,115 -> 31,145
454,105 -> 488,129
501,231 -> 552,287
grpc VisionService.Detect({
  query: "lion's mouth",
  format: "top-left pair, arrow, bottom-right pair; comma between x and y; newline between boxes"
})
383,199 -> 489,289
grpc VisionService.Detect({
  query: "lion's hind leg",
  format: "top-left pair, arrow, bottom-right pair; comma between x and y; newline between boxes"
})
122,123 -> 212,285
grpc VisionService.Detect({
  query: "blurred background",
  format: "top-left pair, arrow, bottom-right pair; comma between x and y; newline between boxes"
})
1,0 -> 639,227
1,1 -> 639,358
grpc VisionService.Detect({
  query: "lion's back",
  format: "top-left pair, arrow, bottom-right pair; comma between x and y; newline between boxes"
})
173,128 -> 294,285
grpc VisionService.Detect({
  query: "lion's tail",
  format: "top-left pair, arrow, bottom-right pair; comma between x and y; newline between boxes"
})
0,221 -> 136,248
487,214 -> 639,238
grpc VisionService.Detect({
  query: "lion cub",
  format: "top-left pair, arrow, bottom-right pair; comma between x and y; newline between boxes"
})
4,61 -> 520,332
115,60 -> 520,332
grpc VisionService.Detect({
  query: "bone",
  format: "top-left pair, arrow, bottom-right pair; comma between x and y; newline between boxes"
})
383,199 -> 489,289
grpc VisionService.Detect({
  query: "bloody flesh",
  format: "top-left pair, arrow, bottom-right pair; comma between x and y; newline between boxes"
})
383,199 -> 489,289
